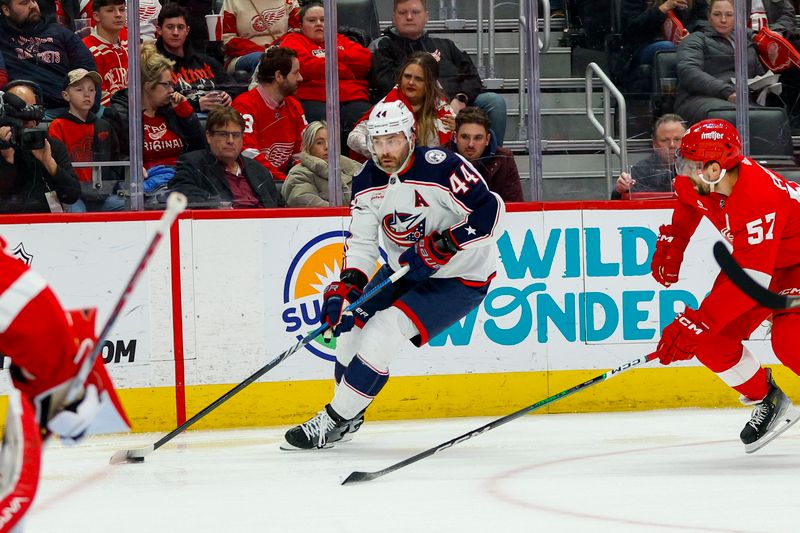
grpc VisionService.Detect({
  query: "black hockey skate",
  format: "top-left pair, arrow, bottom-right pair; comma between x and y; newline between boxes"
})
740,369 -> 800,453
282,404 -> 353,450
339,409 -> 366,443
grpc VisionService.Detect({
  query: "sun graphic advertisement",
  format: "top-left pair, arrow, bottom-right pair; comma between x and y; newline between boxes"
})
282,231 -> 383,361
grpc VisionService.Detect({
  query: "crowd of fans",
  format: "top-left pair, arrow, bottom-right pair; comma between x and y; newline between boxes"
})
0,0 -> 524,213
7,0 -> 800,211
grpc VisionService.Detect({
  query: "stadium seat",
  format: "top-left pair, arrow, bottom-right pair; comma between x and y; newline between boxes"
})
707,107 -> 793,161
651,50 -> 678,117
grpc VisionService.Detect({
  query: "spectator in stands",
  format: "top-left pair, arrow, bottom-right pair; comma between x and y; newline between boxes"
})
348,52 -> 454,158
280,2 -> 371,143
0,81 -> 81,213
169,106 -> 282,208
156,3 -> 233,113
139,0 -> 160,41
232,46 -> 307,182
221,0 -> 299,74
282,120 -> 360,207
105,43 -> 205,188
0,0 -> 96,116
747,0 -> 800,130
747,0 -> 796,34
622,0 -> 708,69
48,68 -> 123,212
450,107 -> 524,203
675,0 -> 771,124
83,0 -> 128,107
371,0 -> 509,145
612,113 -> 685,199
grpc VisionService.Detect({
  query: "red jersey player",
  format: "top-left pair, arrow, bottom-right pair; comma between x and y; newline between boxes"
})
652,118 -> 800,452
0,237 -> 129,532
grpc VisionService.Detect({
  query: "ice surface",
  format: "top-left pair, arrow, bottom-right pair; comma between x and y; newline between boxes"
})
27,409 -> 800,532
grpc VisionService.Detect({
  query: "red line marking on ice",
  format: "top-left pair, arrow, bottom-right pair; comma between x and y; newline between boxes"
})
485,439 -> 760,533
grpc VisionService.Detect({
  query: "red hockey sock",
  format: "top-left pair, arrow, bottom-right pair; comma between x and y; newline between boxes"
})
733,367 -> 770,402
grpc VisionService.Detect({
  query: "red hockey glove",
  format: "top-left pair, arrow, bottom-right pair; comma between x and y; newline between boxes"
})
398,230 -> 459,282
320,269 -> 367,336
651,224 -> 690,287
655,308 -> 710,365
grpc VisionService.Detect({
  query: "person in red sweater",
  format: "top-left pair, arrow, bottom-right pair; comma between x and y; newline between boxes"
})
49,68 -> 124,212
82,0 -> 128,107
232,46 -> 307,182
280,2 -> 371,143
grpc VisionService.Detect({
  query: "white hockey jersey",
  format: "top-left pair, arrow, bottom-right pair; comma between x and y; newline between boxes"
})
344,146 -> 505,283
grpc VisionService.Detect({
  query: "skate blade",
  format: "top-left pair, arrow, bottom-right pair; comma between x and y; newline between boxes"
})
279,441 -> 336,451
745,406 -> 800,454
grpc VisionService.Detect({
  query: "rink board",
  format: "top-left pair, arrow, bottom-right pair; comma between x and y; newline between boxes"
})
0,203 -> 787,432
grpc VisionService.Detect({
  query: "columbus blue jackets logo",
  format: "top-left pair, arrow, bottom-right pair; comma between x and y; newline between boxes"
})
425,149 -> 447,164
382,211 -> 426,246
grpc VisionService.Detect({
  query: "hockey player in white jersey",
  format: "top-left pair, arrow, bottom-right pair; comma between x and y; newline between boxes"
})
283,100 -> 505,450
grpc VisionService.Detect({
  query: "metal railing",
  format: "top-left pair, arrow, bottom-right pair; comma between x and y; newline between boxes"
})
585,62 -> 628,199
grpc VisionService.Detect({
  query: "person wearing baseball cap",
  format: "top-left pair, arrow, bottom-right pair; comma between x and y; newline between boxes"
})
48,68 -> 124,212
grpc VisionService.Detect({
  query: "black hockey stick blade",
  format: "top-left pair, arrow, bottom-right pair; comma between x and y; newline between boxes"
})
342,351 -> 658,485
712,241 -> 799,310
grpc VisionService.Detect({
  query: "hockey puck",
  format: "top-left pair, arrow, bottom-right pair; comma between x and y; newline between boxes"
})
128,456 -> 145,463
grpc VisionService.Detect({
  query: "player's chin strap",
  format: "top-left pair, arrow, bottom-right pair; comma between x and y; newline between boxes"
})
700,167 -> 726,193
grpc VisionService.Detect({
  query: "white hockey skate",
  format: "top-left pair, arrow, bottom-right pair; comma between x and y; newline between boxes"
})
740,370 -> 800,454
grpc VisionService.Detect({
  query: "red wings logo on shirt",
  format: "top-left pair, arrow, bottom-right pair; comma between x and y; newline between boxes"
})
144,123 -> 168,140
262,142 -> 294,167
382,211 -> 427,247
251,6 -> 286,33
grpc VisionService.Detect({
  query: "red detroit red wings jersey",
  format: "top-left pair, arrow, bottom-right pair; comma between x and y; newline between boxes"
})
671,157 -> 800,330
232,87 -> 307,181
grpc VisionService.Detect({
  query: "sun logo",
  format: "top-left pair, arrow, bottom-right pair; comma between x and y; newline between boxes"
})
282,231 -> 348,361
282,231 -> 385,361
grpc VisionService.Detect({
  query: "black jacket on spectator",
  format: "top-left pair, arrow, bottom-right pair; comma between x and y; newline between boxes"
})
621,0 -> 708,57
675,25 -> 764,124
0,136 -> 81,213
370,27 -> 482,103
0,16 -> 97,109
104,88 -> 207,159
169,149 -> 283,208
611,152 -> 675,200
156,38 -> 232,112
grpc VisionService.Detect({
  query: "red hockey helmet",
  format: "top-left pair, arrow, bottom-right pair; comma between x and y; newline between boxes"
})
677,119 -> 743,171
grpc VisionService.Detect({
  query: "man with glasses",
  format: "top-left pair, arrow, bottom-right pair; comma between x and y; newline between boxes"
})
169,106 -> 282,208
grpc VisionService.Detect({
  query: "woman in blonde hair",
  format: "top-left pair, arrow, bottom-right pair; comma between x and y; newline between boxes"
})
283,120 -> 361,207
347,52 -> 454,159
106,42 -> 205,190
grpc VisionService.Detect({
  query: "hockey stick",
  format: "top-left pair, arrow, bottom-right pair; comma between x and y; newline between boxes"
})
65,192 -> 188,405
712,241 -> 800,310
110,265 -> 410,465
342,351 -> 658,485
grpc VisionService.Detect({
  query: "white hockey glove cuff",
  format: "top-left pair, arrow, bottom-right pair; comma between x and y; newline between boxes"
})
47,385 -> 102,446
